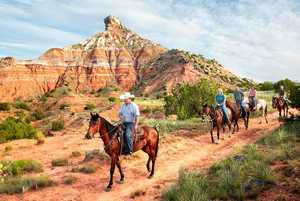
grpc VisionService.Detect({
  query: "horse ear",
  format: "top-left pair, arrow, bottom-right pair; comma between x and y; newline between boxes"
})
90,112 -> 93,117
95,113 -> 100,118
203,103 -> 208,107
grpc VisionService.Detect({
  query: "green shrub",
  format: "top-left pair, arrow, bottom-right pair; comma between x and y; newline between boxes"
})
108,97 -> 116,102
84,103 -> 96,111
162,170 -> 209,201
46,86 -> 71,98
14,101 -> 30,111
39,95 -> 48,102
164,78 -> 218,119
51,158 -> 68,167
0,103 -> 11,111
63,175 -> 77,185
289,84 -> 300,108
0,160 -> 43,176
71,165 -> 96,174
31,110 -> 46,121
257,81 -> 274,91
51,120 -> 64,131
0,117 -> 40,143
0,175 -> 53,194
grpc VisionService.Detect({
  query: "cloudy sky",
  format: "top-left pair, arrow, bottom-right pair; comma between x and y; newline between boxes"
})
0,0 -> 300,82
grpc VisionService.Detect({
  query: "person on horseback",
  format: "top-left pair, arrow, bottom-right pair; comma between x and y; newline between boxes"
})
234,86 -> 245,116
248,86 -> 257,111
279,85 -> 291,104
119,92 -> 140,155
215,88 -> 230,124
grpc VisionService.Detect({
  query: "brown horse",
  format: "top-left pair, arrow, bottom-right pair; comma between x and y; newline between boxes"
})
226,100 -> 250,131
272,96 -> 288,117
202,104 -> 232,144
85,113 -> 159,191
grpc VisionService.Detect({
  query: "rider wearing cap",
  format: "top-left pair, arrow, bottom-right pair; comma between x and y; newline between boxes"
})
119,92 -> 140,155
215,88 -> 230,124
234,86 -> 245,116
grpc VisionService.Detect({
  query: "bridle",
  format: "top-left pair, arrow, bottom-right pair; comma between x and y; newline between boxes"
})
92,118 -> 122,151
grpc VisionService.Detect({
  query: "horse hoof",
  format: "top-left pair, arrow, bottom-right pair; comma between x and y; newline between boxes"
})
104,187 -> 112,192
148,174 -> 154,179
215,141 -> 220,144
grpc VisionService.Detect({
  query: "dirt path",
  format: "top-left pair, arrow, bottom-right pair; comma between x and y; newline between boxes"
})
0,112 -> 285,201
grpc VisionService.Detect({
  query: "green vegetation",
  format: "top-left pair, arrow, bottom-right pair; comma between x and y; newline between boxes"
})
71,151 -> 81,157
0,102 -> 11,111
289,84 -> 300,108
51,158 -> 68,167
164,78 -> 218,119
71,165 -> 96,174
0,117 -> 42,143
162,121 -> 300,201
0,175 -> 53,194
45,86 -> 71,98
142,118 -> 209,136
96,85 -> 119,97
63,175 -> 77,185
0,160 -> 43,176
30,109 -> 46,121
84,103 -> 96,111
14,101 -> 30,111
257,81 -> 274,91
108,96 -> 116,102
51,119 -> 64,131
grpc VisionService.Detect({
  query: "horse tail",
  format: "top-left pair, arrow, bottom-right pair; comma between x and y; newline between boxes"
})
154,125 -> 160,158
265,104 -> 268,116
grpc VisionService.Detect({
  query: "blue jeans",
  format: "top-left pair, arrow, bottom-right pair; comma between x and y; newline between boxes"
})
123,122 -> 134,154
218,104 -> 229,122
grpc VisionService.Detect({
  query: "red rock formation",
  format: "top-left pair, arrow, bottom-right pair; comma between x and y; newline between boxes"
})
0,16 -> 166,101
0,16 -> 252,101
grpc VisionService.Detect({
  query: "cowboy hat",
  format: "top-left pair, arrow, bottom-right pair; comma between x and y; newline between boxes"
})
119,92 -> 135,100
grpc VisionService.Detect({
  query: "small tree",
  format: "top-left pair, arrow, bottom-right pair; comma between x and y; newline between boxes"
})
289,84 -> 300,108
274,78 -> 296,92
257,81 -> 274,91
164,78 -> 218,120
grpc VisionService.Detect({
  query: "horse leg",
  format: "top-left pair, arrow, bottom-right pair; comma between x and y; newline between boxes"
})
106,155 -> 116,191
116,158 -> 124,183
210,128 -> 214,144
216,126 -> 220,144
146,154 -> 151,172
149,150 -> 156,178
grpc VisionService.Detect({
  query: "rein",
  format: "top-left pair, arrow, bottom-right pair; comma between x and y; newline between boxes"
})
97,118 -> 122,152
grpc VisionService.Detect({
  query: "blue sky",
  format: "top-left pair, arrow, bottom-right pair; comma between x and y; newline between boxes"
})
0,0 -> 300,82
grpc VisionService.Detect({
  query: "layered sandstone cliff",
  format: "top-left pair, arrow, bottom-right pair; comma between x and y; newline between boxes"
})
0,16 -> 166,101
0,16 -> 252,101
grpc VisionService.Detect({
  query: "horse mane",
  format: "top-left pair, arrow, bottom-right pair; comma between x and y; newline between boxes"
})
100,116 -> 118,136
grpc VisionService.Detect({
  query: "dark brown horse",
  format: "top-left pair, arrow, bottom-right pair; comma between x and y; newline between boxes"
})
226,100 -> 250,131
202,104 -> 232,144
272,96 -> 288,117
85,113 -> 159,191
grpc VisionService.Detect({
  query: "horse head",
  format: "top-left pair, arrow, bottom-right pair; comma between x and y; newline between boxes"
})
272,96 -> 278,109
85,112 -> 101,139
202,104 -> 211,117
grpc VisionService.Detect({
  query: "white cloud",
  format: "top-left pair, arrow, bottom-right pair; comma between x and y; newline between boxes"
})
0,0 -> 299,81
